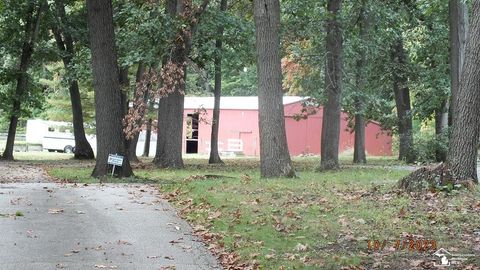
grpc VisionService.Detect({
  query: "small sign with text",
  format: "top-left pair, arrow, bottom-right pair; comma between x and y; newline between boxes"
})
108,154 -> 124,176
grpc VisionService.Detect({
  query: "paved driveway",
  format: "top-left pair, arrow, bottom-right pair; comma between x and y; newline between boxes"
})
0,182 -> 220,270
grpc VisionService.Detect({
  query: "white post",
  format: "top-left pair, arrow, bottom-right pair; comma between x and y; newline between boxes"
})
111,165 -> 115,177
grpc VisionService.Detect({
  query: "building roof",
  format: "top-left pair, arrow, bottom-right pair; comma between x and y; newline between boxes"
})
184,96 -> 305,110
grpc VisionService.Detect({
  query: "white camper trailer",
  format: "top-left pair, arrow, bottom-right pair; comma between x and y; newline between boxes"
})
26,120 -> 78,152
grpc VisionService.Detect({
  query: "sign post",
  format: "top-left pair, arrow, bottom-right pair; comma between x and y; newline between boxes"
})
107,154 -> 124,177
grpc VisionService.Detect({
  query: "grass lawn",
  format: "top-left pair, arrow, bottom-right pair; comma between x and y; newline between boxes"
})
46,157 -> 479,269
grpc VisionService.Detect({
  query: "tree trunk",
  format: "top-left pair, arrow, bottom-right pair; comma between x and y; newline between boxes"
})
320,0 -> 343,171
392,38 -> 414,163
128,133 -> 140,162
127,63 -> 147,163
86,0 -> 133,178
449,0 -> 469,126
153,0 -> 186,168
154,0 -> 186,169
118,67 -> 130,116
353,0 -> 367,164
354,115 -> 366,163
143,118 -> 152,157
446,1 -> 480,184
434,99 -> 449,162
208,0 -> 227,165
154,89 -> 185,168
153,0 -> 209,168
2,1 -> 46,160
118,66 -> 132,162
68,80 -> 95,159
253,0 -> 295,178
51,0 -> 94,160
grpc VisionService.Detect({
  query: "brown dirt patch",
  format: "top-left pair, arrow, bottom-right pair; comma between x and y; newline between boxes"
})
0,161 -> 51,183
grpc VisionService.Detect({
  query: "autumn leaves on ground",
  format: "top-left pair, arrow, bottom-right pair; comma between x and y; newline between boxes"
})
44,155 -> 480,269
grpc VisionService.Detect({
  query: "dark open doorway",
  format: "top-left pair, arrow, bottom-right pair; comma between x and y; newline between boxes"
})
186,113 -> 199,154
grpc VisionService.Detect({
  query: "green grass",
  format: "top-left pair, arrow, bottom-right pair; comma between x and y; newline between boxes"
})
14,152 -> 75,161
47,158 -> 479,269
15,211 -> 24,217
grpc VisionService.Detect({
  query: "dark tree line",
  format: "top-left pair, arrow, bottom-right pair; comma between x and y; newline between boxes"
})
0,0 -> 479,186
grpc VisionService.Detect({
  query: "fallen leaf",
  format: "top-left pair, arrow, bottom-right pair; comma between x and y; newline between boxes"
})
208,210 -> 222,220
48,208 -> 64,214
94,265 -> 118,269
159,266 -> 176,270
265,253 -> 276,260
294,243 -> 309,252
409,259 -> 424,267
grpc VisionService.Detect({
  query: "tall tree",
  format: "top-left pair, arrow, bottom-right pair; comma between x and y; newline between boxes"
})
86,0 -> 133,177
2,0 -> 47,160
143,118 -> 153,157
449,0 -> 469,126
126,62 -> 148,163
253,0 -> 295,178
154,0 -> 187,169
320,0 -> 343,170
50,0 -> 94,160
353,0 -> 368,164
392,37 -> 414,163
445,0 -> 480,184
154,0 -> 209,168
208,0 -> 227,165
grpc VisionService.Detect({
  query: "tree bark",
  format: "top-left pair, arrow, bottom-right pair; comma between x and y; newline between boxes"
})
353,0 -> 367,164
86,0 -> 133,178
434,99 -> 449,162
208,0 -> 227,165
51,0 -> 94,160
143,118 -> 152,157
153,0 -> 209,168
154,90 -> 185,168
392,38 -> 414,163
118,67 -> 130,116
253,0 -> 295,178
320,0 -> 343,170
449,0 -> 469,126
2,1 -> 47,160
153,0 -> 186,169
127,62 -> 147,163
446,1 -> 480,184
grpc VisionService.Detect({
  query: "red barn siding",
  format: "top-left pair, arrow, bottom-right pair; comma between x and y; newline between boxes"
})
283,102 -> 392,156
182,98 -> 392,157
183,108 -> 260,156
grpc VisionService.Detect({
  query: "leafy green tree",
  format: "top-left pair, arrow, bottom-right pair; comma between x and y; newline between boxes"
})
153,0 -> 210,169
208,0 -> 228,165
49,0 -> 95,159
86,0 -> 133,177
320,0 -> 343,170
254,0 -> 295,177
1,0 -> 48,160
445,0 -> 480,184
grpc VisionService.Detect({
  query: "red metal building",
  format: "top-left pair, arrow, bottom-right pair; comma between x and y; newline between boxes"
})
182,96 -> 392,156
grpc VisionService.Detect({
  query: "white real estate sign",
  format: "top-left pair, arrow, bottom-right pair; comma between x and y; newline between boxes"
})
108,154 -> 124,166
108,154 -> 124,176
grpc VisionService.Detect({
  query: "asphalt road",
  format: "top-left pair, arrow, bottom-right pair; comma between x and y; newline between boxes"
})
0,183 -> 221,270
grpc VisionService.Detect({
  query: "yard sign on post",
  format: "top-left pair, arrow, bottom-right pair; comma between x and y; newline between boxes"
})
107,154 -> 124,177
